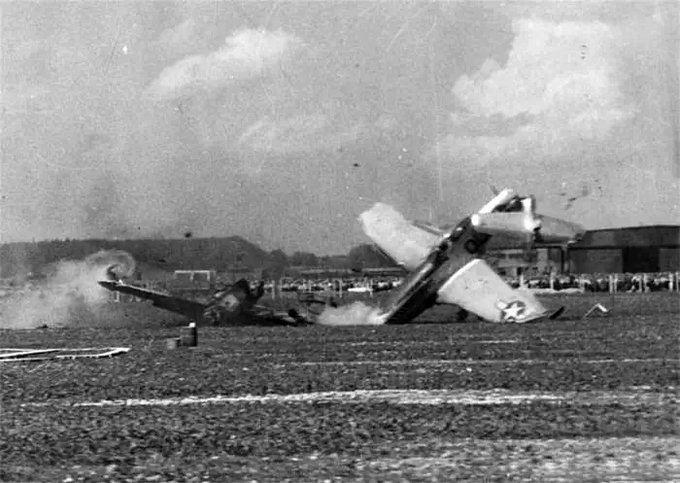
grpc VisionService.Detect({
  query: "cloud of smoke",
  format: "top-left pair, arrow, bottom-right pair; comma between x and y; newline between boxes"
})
0,250 -> 135,329
317,301 -> 386,326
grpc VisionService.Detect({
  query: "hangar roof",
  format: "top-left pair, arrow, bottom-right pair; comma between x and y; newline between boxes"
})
570,225 -> 680,249
486,225 -> 680,250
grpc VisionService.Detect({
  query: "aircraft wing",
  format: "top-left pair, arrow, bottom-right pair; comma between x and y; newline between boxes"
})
436,259 -> 551,323
98,280 -> 207,320
359,203 -> 441,271
250,304 -> 312,326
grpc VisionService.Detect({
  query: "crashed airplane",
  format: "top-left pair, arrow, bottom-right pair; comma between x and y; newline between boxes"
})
361,188 -> 585,324
98,188 -> 583,327
98,272 -> 312,326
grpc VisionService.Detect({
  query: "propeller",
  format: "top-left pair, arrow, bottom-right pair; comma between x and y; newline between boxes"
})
474,189 -> 584,248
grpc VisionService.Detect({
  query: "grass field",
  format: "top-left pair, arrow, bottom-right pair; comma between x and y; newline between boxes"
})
1,292 -> 678,482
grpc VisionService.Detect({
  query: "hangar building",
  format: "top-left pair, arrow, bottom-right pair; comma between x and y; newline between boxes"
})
567,225 -> 680,273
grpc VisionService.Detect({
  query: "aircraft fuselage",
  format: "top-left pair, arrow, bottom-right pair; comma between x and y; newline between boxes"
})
380,216 -> 490,324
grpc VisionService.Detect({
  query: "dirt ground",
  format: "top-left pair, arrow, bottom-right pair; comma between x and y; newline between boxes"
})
1,292 -> 678,482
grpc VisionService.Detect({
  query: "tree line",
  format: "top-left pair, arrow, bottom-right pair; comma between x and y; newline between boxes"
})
0,236 -> 394,279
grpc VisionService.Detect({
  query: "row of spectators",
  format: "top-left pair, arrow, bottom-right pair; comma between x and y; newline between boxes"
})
509,273 -> 677,292
136,272 -> 679,296
259,277 -> 403,294
251,273 -> 678,295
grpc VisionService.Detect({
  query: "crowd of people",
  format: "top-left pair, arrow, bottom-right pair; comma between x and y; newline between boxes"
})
262,277 -> 403,294
509,273 -> 677,293
253,272 -> 678,296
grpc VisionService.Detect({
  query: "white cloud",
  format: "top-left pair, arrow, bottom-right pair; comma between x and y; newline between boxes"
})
441,18 -> 634,165
147,28 -> 303,100
237,114 -> 362,155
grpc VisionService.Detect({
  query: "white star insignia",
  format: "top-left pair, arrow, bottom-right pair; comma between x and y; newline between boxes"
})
498,300 -> 527,322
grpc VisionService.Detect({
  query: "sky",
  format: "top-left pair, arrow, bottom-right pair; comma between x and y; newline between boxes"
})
2,1 -> 678,255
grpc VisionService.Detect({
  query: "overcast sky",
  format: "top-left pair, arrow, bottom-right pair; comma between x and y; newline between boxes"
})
2,1 -> 678,254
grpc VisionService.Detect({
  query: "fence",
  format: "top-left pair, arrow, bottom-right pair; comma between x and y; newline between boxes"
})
105,271 -> 680,303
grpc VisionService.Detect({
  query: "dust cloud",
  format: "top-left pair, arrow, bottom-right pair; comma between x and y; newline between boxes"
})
0,250 -> 135,329
317,301 -> 386,326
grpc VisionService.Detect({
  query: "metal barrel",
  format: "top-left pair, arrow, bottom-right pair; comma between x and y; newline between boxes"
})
179,326 -> 198,347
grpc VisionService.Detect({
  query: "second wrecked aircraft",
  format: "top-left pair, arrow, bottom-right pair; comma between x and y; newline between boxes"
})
98,274 -> 315,326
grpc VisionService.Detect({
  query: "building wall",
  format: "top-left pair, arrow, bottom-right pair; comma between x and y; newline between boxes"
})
486,248 -> 561,277
659,248 -> 680,271
575,226 -> 680,248
622,247 -> 659,272
569,249 -> 622,273
567,225 -> 679,273
570,247 -> 680,273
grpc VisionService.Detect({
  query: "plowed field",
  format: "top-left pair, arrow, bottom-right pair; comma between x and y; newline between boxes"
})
1,292 -> 678,482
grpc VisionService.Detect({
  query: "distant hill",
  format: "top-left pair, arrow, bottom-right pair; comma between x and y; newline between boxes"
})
0,236 -> 271,279
0,229 -> 548,280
